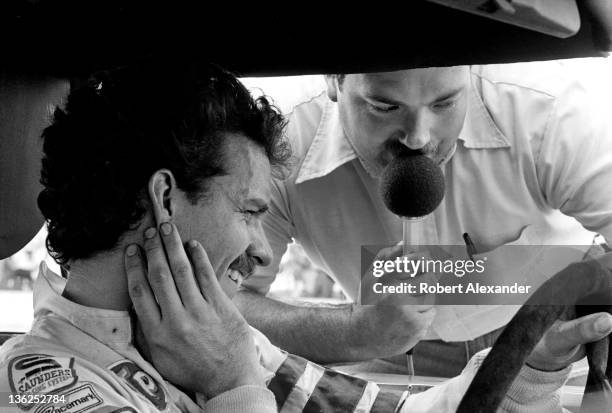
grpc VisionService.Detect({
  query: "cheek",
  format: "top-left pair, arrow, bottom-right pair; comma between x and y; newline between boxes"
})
346,110 -> 392,153
218,274 -> 239,299
189,217 -> 245,275
218,220 -> 253,269
431,108 -> 466,143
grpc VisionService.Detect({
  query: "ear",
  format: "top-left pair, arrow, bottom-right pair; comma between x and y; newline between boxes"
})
148,169 -> 179,225
324,75 -> 339,102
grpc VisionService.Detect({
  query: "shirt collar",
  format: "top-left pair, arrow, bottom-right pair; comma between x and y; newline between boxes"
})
33,262 -> 133,346
461,75 -> 511,149
295,100 -> 357,184
295,74 -> 510,184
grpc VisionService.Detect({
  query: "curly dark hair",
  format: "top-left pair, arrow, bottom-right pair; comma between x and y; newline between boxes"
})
38,61 -> 290,265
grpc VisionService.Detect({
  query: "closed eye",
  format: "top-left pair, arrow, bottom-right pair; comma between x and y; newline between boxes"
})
242,206 -> 269,218
432,99 -> 456,111
369,103 -> 399,113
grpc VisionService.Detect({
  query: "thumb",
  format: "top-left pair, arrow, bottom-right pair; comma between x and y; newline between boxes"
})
549,312 -> 612,354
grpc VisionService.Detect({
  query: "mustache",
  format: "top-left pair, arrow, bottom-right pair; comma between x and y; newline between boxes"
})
384,139 -> 438,159
229,254 -> 258,278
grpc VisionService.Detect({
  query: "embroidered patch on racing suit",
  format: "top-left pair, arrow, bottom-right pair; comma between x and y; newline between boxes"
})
33,384 -> 103,413
108,361 -> 167,410
8,354 -> 78,410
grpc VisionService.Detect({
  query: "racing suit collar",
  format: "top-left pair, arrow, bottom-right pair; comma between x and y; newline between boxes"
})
33,262 -> 133,347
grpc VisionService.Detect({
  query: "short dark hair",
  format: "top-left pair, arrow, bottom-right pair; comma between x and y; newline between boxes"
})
38,61 -> 289,265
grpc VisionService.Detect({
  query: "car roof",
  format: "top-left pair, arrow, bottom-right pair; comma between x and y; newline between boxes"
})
1,1 -> 607,78
1,0 -> 610,260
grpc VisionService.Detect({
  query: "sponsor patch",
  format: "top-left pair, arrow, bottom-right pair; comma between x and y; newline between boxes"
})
109,361 -> 166,409
87,407 -> 137,413
33,384 -> 102,413
8,354 -> 78,410
72,407 -> 137,413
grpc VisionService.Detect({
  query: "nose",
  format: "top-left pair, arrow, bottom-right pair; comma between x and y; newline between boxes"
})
248,222 -> 273,267
398,112 -> 430,150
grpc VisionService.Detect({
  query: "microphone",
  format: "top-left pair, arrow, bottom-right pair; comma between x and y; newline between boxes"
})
379,153 -> 445,381
380,153 -> 445,253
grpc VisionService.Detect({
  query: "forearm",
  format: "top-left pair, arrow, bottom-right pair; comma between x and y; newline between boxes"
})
234,290 -> 368,363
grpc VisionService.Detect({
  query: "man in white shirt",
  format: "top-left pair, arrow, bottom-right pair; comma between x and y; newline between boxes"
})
237,61 -> 612,376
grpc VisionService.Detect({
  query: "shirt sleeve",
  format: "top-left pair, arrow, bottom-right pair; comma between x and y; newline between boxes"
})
241,177 -> 296,295
201,386 -> 277,413
399,349 -> 570,413
535,77 -> 612,243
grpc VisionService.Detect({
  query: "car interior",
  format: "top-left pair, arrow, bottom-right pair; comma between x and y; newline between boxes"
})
1,1 -> 611,411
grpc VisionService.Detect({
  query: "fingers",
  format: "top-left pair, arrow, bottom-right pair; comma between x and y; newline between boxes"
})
158,222 -> 201,307
376,244 -> 404,261
134,321 -> 153,363
548,312 -> 612,355
401,306 -> 437,347
124,244 -> 160,329
142,227 -> 183,316
187,240 -> 228,307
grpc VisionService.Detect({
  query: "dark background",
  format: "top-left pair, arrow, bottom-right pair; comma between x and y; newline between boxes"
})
1,0 -> 607,78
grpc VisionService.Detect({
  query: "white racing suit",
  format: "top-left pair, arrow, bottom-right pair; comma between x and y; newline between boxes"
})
0,263 -> 571,412
0,263 -> 275,413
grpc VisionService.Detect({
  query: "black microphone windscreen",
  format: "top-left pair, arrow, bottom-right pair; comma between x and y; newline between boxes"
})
380,154 -> 445,218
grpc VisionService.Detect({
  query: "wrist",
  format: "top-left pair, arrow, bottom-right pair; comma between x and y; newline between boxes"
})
525,361 -> 567,372
228,374 -> 267,391
526,346 -> 580,372
203,369 -> 266,398
203,384 -> 276,413
343,304 -> 380,361
504,362 -> 571,406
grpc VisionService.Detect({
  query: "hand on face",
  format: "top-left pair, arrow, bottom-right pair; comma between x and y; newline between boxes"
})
124,222 -> 265,398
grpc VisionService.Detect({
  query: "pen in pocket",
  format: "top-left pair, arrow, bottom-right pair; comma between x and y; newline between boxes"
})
463,232 -> 477,262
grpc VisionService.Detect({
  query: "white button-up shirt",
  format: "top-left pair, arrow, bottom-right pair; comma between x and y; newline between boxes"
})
244,61 -> 612,341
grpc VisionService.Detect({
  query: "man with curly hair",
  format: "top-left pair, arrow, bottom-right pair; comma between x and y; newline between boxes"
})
0,61 -> 289,412
1,60 -> 611,413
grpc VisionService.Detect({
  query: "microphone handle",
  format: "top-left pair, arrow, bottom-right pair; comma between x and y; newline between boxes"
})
402,216 -> 426,380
